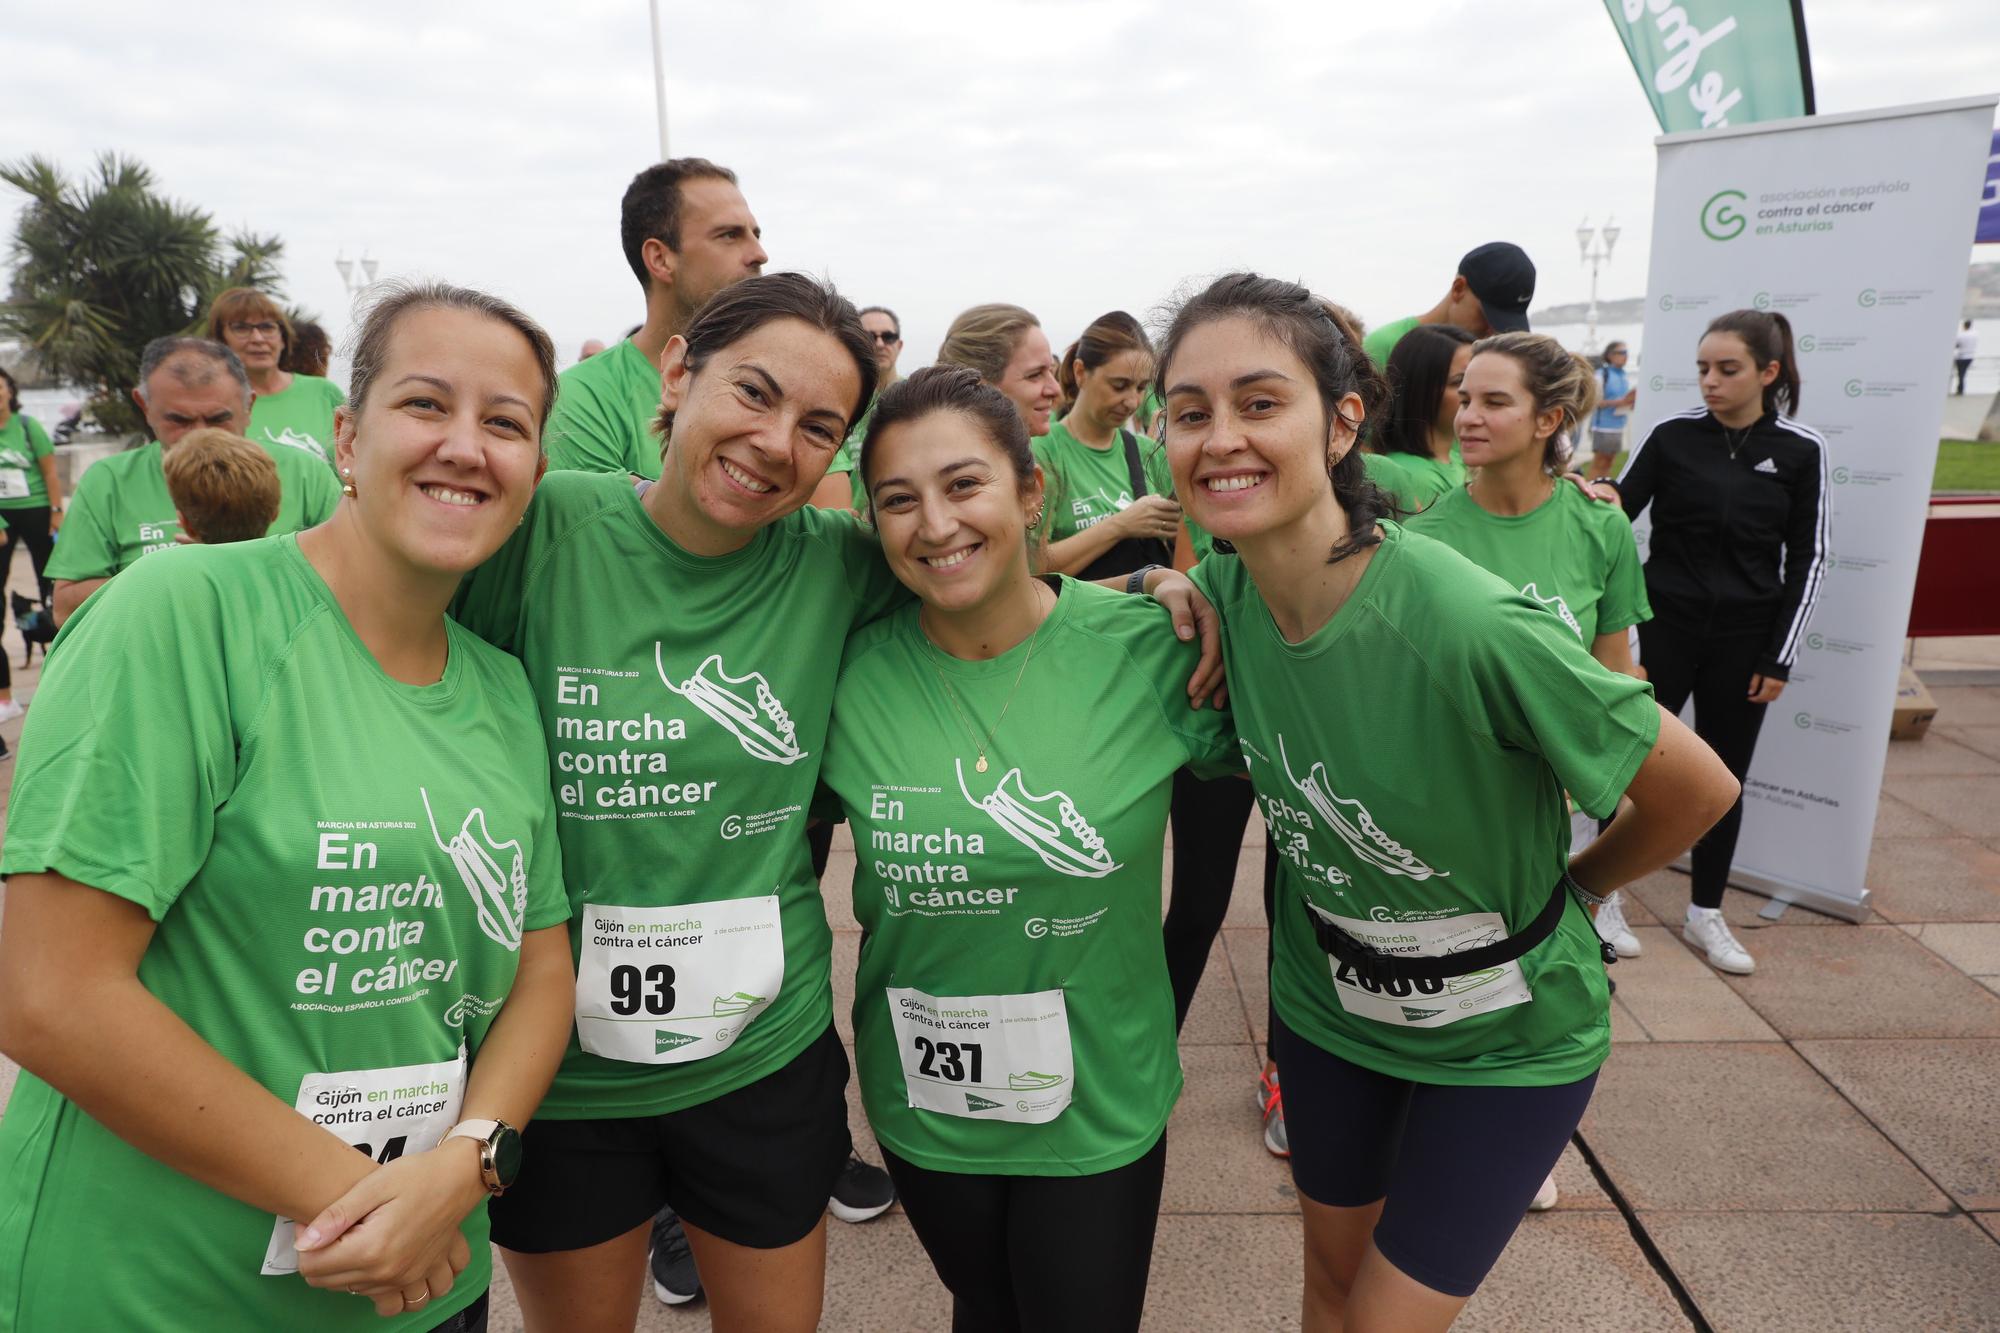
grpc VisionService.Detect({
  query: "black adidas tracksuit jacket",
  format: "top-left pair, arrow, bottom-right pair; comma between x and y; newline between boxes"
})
1616,407 -> 1830,681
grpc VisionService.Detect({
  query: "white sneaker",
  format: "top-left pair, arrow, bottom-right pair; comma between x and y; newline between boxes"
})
0,700 -> 22,725
1528,1172 -> 1559,1211
1683,907 -> 1755,975
1594,891 -> 1642,958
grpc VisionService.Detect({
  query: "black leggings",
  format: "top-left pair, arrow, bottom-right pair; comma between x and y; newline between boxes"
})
881,1135 -> 1168,1333
0,504 -> 55,691
1162,770 -> 1263,1029
1637,619 -> 1770,909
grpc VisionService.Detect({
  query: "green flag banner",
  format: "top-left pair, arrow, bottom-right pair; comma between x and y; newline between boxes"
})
1603,0 -> 1815,133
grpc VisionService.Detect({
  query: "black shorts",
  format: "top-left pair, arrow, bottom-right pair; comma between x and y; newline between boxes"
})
1274,1013 -> 1597,1299
489,1024 -> 852,1253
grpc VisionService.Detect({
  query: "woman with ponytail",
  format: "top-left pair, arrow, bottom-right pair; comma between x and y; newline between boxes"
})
1158,272 -> 1738,1329
1610,309 -> 1830,978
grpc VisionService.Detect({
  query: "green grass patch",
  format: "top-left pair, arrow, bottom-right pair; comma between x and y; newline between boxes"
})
1934,440 -> 2000,494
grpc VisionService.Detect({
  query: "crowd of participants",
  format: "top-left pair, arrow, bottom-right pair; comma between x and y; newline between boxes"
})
0,152 -> 1830,1333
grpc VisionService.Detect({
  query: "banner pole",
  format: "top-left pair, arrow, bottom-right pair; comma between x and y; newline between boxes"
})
1790,0 -> 1817,115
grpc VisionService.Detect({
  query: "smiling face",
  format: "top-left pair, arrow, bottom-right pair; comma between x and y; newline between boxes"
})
994,325 -> 1062,437
1455,350 -> 1557,469
1073,348 -> 1153,437
659,317 -> 862,545
1161,316 -> 1356,546
332,306 -> 548,578
867,408 -> 1043,619
1697,331 -> 1777,421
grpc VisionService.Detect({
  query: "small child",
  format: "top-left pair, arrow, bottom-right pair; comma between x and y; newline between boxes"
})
161,428 -> 282,545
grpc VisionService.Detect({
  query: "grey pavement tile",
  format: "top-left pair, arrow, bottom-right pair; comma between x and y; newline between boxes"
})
1579,1044 -> 1948,1212
1141,1215 -> 1302,1331
1937,724 -> 2000,762
1900,923 -> 2000,975
1611,882 -> 1665,927
1609,994 -> 1651,1044
829,820 -> 854,855
1180,940 -> 1252,1046
1220,927 -> 1271,1047
830,928 -> 858,1043
819,850 -> 858,930
1977,1212 -> 2000,1246
1882,731 -> 2000,777
1624,872 -> 1849,932
1548,1140 -> 1615,1211
1982,977 -> 2000,999
1459,1213 -> 1691,1332
1882,774 -> 2000,840
1866,838 -> 2000,923
1872,789 -> 1962,839
1611,927 -> 1781,1042
1720,926 -> 2000,1040
1222,844 -> 1277,928
1644,1212 -> 2000,1333
1160,1044 -> 1296,1216
1929,686 -> 2000,727
1796,1039 -> 2000,1211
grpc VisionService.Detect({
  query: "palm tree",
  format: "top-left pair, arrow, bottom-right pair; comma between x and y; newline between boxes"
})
1,153 -> 294,438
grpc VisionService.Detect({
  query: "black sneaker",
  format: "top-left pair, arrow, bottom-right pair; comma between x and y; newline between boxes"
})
827,1153 -> 895,1223
649,1207 -> 701,1306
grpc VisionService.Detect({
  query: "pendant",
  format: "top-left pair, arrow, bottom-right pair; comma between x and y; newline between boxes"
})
975,755 -> 989,773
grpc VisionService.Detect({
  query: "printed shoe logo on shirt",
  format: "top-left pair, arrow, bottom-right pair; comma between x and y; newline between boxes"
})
656,645 -> 808,765
956,758 -> 1120,879
1520,582 -> 1584,639
1278,734 -> 1447,881
262,425 -> 330,460
1753,457 -> 1779,474
422,788 -> 528,950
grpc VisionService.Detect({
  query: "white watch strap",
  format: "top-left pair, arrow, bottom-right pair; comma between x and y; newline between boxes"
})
446,1118 -> 500,1145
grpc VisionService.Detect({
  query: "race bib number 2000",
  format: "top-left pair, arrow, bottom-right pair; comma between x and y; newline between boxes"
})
575,897 -> 784,1064
1307,905 -> 1534,1029
886,986 -> 1073,1124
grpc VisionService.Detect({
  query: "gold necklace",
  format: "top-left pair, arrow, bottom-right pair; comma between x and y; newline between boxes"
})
924,584 -> 1050,774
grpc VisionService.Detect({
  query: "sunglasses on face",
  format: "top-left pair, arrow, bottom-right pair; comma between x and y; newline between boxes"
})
868,330 -> 901,345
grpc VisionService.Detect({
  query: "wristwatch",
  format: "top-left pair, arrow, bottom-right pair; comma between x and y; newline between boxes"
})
1127,563 -> 1164,595
444,1119 -> 522,1195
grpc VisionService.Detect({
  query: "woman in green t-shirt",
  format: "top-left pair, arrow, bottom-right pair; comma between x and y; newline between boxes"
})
210,287 -> 347,468
824,365 -> 1236,1331
1157,273 -> 1741,1330
0,283 -> 578,1331
1365,323 -> 1473,514
0,365 -> 61,725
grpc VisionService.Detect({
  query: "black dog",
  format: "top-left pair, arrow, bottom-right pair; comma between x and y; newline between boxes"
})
13,590 -> 55,670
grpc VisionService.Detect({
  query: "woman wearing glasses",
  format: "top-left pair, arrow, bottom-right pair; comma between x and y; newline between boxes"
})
209,287 -> 347,468
814,306 -> 905,513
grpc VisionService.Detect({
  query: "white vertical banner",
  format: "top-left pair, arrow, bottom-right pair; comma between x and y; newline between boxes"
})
1629,95 -> 1997,921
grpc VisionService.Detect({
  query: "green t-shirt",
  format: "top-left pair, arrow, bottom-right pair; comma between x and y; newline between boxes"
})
545,339 -> 664,479
822,579 -> 1236,1175
1363,451 -> 1464,515
249,375 -> 346,467
46,440 -> 342,583
1407,483 -> 1652,644
1031,421 -> 1173,547
1190,524 -> 1659,1086
450,471 -> 909,1117
0,413 -> 53,508
0,536 -> 567,1332
823,396 -> 877,512
1362,314 -> 1423,370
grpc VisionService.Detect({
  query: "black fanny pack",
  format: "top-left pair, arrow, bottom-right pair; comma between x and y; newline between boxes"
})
1301,875 -> 1614,985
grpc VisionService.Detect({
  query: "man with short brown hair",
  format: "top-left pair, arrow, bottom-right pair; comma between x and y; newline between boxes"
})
161,428 -> 282,544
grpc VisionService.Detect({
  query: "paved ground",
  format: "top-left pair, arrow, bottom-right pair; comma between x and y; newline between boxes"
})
1,558 -> 1996,1329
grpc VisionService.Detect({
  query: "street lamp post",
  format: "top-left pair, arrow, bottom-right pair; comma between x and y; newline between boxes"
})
334,249 -> 380,301
649,0 -> 670,159
1575,218 -> 1620,355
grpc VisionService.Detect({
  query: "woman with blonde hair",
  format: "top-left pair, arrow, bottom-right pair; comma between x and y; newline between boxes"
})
936,303 -> 1063,439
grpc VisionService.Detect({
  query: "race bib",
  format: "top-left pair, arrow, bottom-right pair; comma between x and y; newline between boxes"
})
1307,905 -> 1534,1029
260,1049 -> 467,1276
575,897 -> 784,1064
0,468 -> 29,499
886,986 -> 1072,1124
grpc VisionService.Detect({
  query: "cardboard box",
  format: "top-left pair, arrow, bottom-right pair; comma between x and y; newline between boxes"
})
1890,666 -> 1939,741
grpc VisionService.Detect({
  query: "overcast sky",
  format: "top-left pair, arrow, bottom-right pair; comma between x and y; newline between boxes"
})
7,1 -> 1996,373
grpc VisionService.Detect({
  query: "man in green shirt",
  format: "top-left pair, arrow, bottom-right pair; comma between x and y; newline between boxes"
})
48,338 -> 340,624
544,159 -> 768,478
1362,241 -> 1538,368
